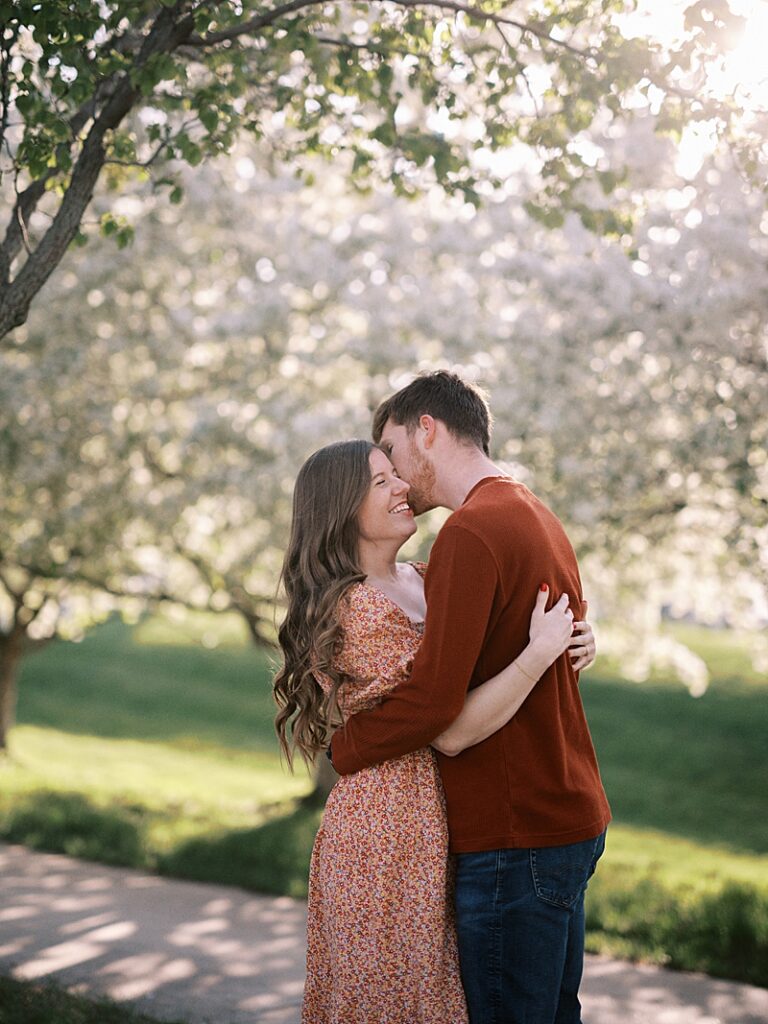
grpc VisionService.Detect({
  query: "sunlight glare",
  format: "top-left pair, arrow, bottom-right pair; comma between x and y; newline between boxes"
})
623,1 -> 768,177
673,0 -> 767,177
708,0 -> 768,107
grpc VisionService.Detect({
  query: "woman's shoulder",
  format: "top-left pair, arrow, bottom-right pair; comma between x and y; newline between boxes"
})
408,560 -> 428,578
339,581 -> 383,622
338,582 -> 407,639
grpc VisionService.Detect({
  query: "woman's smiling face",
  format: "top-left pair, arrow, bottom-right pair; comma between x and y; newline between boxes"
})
356,447 -> 416,545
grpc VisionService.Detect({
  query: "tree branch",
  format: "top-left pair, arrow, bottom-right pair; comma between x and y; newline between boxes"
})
0,37 -> 140,290
167,538 -> 275,645
231,597 -> 278,648
0,22 -> 17,176
171,538 -> 226,600
104,133 -> 180,170
0,4 -> 197,339
0,176 -> 46,289
0,566 -> 25,607
15,594 -> 52,630
186,0 -> 594,62
393,0 -> 595,61
312,34 -> 422,60
186,0 -> 330,45
8,558 -> 178,605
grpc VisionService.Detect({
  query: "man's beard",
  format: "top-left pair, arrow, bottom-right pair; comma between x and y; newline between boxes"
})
406,443 -> 437,515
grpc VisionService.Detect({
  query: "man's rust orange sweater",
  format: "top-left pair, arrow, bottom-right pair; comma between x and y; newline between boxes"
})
330,476 -> 611,853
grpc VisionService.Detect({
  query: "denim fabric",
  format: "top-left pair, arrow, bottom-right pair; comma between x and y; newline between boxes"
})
454,830 -> 606,1024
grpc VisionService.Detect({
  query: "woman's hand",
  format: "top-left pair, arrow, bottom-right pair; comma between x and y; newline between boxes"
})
569,600 -> 596,672
528,585 -> 574,663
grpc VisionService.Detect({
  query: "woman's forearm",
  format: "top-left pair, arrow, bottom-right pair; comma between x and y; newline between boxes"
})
431,637 -> 554,757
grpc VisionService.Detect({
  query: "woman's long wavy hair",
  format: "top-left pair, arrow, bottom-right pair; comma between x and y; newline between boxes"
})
274,439 -> 376,768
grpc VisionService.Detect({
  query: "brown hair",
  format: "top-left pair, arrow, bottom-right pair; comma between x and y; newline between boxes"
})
273,439 -> 376,767
372,370 -> 492,455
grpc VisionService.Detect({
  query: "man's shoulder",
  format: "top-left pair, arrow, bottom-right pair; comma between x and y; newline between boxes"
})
435,480 -> 563,563
424,482 -> 512,562
449,478 -> 545,532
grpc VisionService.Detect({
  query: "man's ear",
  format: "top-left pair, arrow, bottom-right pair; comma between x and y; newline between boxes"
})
419,414 -> 437,448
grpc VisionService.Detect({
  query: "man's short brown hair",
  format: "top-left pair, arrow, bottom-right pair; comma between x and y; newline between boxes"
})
372,370 -> 492,455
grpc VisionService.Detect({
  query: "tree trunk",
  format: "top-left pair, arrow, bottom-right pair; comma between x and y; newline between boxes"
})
0,628 -> 23,753
237,599 -> 277,649
314,753 -> 338,795
304,754 -> 338,807
0,5 -> 197,340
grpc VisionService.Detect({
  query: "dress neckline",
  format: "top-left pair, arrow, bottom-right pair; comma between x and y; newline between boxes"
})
358,562 -> 426,628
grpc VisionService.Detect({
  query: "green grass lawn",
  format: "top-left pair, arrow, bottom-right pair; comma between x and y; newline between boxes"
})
582,626 -> 768,983
3,613 -> 312,892
583,673 -> 768,854
0,975 -> 185,1024
2,610 -> 767,986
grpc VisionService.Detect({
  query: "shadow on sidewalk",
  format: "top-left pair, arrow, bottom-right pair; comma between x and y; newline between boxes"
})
0,842 -> 307,1024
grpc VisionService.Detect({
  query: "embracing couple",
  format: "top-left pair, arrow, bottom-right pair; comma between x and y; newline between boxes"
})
274,371 -> 611,1024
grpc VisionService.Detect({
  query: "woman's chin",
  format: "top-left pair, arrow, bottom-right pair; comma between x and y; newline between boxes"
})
387,521 -> 417,547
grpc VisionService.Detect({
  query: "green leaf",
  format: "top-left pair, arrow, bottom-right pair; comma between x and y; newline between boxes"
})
376,63 -> 394,95
116,225 -> 135,249
371,120 -> 397,147
199,107 -> 219,133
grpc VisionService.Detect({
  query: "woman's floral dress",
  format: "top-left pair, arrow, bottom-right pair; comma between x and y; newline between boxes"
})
302,564 -> 468,1024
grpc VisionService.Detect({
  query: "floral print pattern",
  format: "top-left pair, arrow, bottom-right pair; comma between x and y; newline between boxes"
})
302,564 -> 468,1024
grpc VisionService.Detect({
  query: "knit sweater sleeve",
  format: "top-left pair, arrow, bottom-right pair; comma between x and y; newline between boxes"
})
330,524 -> 500,775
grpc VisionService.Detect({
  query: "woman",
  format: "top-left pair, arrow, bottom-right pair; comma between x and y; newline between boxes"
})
274,440 -> 595,1024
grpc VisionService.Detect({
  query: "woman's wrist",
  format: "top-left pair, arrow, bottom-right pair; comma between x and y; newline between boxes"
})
517,637 -> 553,680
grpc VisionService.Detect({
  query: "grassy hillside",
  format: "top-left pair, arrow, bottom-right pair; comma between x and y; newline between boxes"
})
1,611 -> 766,984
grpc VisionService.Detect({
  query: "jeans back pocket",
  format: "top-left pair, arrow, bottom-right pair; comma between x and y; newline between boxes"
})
529,831 -> 606,909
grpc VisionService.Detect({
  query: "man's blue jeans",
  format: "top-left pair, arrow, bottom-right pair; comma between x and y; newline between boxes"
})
454,830 -> 606,1024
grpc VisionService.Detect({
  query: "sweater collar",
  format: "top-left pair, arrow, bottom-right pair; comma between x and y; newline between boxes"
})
462,474 -> 514,506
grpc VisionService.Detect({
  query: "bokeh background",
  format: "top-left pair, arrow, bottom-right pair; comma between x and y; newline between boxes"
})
1,1 -> 767,1013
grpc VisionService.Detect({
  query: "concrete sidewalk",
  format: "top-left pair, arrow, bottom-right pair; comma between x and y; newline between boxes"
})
0,843 -> 766,1024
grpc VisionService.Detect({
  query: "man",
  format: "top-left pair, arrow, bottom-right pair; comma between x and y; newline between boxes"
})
330,370 -> 610,1024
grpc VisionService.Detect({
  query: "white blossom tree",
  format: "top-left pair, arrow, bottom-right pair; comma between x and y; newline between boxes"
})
2,0 -> 765,343
2,115 -> 766,752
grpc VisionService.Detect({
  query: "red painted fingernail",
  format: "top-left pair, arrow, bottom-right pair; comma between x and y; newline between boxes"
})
540,583 -> 548,591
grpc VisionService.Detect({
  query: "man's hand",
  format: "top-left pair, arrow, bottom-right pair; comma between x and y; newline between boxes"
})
569,600 -> 596,672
